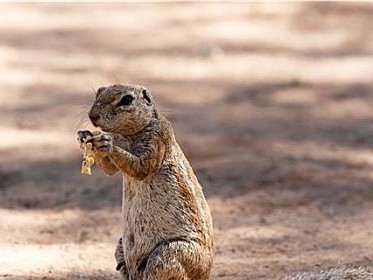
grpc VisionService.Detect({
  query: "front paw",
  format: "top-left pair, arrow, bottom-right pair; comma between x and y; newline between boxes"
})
77,130 -> 102,143
77,130 -> 93,143
91,133 -> 113,157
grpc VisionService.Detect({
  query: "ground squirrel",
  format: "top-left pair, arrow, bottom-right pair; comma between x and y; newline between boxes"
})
78,84 -> 213,279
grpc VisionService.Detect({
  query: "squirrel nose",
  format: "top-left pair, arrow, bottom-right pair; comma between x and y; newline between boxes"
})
88,111 -> 100,126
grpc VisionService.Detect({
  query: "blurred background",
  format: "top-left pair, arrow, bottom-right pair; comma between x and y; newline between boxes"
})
0,3 -> 372,279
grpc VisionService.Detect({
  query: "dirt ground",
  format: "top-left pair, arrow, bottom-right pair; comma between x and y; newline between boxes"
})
0,3 -> 373,280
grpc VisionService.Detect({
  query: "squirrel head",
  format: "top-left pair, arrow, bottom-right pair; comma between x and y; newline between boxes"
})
89,84 -> 158,135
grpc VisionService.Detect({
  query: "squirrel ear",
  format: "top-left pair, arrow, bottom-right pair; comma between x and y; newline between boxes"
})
142,89 -> 152,106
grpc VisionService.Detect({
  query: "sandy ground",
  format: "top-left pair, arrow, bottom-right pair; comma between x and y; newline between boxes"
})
0,3 -> 373,280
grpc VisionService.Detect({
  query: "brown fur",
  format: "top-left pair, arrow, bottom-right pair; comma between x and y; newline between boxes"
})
79,84 -> 213,279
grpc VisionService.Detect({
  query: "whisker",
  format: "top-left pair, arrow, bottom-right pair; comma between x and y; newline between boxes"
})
89,86 -> 96,95
76,111 -> 90,127
85,81 -> 97,95
76,117 -> 90,130
76,118 -> 85,129
75,109 -> 89,118
79,112 -> 89,122
76,109 -> 88,116
74,112 -> 89,123
74,84 -> 103,130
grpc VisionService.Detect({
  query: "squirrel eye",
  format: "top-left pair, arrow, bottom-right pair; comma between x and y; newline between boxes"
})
117,95 -> 134,106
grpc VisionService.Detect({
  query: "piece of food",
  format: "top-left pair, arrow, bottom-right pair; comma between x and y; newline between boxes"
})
78,131 -> 101,175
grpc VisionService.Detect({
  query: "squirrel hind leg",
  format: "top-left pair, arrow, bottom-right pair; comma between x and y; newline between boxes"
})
142,240 -> 210,280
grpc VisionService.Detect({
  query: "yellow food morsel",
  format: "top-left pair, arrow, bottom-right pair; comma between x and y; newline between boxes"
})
79,132 -> 100,175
